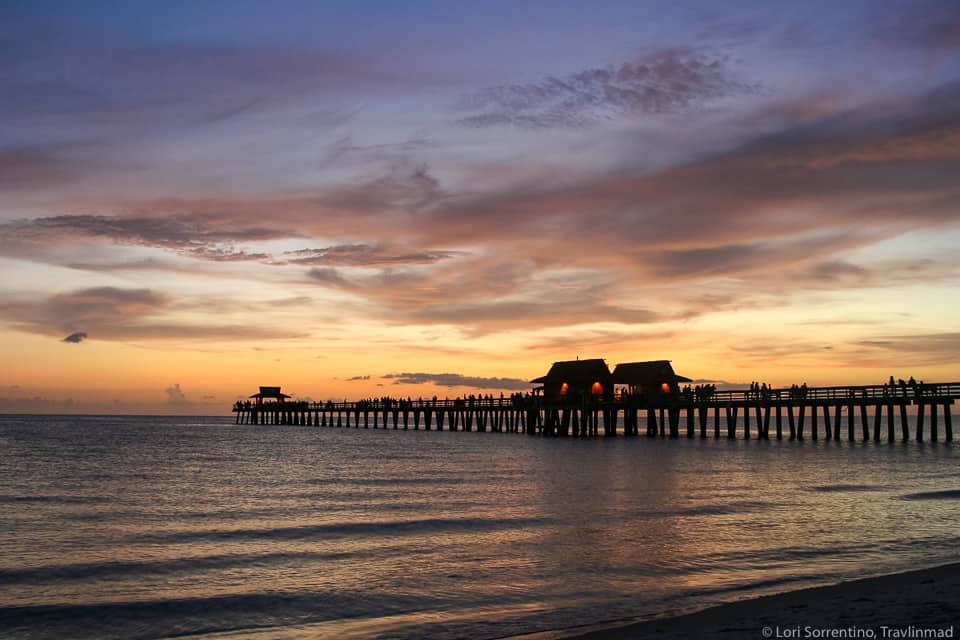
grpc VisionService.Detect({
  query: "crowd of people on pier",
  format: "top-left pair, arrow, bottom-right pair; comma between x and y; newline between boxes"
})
680,384 -> 717,402
882,376 -> 933,397
235,392 -> 538,413
350,392 -> 534,410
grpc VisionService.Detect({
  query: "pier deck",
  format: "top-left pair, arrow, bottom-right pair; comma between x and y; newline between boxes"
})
233,382 -> 959,443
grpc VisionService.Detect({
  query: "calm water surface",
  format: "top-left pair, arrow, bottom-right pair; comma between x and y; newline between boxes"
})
1,415 -> 958,639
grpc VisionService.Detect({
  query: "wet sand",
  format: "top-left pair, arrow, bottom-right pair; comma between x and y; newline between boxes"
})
511,563 -> 960,640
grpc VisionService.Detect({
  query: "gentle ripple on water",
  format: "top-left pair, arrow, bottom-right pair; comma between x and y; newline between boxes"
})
1,414 -> 959,639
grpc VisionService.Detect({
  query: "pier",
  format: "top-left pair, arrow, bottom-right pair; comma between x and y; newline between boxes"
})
233,364 -> 959,444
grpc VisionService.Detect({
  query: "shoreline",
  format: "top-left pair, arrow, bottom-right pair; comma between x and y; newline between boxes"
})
506,563 -> 960,640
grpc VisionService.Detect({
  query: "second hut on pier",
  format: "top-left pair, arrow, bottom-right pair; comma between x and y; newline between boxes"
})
611,360 -> 690,400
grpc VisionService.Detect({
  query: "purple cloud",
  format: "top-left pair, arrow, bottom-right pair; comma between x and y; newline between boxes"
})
283,244 -> 459,267
457,48 -> 759,129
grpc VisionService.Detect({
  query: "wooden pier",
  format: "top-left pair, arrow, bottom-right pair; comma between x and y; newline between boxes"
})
233,382 -> 959,444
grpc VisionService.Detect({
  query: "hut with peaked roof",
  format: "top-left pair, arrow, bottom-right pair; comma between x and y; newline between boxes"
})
530,358 -> 613,403
611,360 -> 691,400
249,386 -> 291,407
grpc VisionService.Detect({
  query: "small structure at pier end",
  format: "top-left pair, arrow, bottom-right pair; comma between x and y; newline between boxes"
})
250,386 -> 290,407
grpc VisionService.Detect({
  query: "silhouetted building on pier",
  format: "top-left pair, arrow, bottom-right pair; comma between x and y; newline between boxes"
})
612,360 -> 691,399
531,358 -> 614,402
250,386 -> 290,407
531,358 -> 691,403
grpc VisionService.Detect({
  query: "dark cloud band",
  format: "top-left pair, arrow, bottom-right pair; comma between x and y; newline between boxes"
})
382,372 -> 531,391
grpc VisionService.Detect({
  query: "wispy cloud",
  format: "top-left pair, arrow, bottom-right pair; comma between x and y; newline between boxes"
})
188,247 -> 271,262
720,333 -> 960,372
1,213 -> 290,268
62,331 -> 88,344
522,328 -> 675,354
857,333 -> 960,367
725,339 -> 852,368
24,213 -> 288,248
407,299 -> 661,335
648,234 -> 869,280
457,48 -> 759,129
0,287 -> 301,342
282,244 -> 460,267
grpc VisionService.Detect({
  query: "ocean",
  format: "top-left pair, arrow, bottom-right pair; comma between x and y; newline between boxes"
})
1,414 -> 958,639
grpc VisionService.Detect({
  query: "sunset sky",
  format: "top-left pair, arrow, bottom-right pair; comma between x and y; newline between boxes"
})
2,1 -> 959,414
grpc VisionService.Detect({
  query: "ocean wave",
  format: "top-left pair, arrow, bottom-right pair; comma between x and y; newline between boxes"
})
631,500 -> 772,519
901,489 -> 960,500
0,549 -> 367,585
0,494 -> 110,505
689,542 -> 875,568
671,501 -> 771,517
124,515 -> 551,545
0,589 -> 437,640
304,476 -> 467,487
806,484 -> 888,493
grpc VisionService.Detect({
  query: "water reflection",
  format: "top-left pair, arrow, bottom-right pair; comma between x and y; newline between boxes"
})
0,416 -> 957,639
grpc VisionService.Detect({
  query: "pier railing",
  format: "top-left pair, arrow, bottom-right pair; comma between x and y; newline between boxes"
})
235,382 -> 960,413
236,397 -> 532,412
701,382 -> 960,404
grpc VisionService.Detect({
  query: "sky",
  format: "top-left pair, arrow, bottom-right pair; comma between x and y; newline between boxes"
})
2,0 -> 960,414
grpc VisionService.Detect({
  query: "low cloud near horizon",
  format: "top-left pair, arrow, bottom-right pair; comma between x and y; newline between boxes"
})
382,372 -> 532,391
165,383 -> 187,404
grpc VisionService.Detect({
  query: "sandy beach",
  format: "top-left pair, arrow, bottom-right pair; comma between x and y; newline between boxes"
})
512,563 -> 960,640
